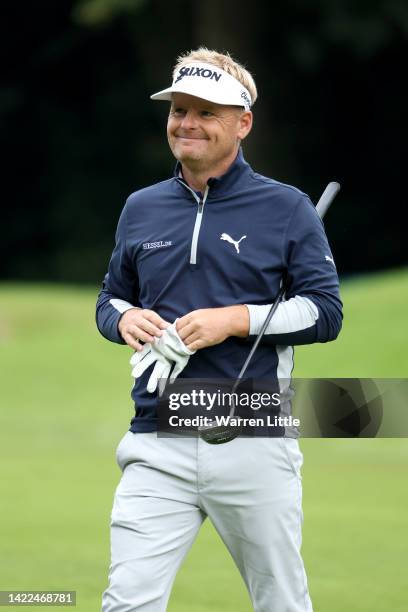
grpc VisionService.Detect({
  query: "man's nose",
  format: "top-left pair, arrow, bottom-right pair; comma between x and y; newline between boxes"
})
180,110 -> 199,129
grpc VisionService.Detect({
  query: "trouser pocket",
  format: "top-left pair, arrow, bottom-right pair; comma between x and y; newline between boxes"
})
279,437 -> 303,479
115,431 -> 135,471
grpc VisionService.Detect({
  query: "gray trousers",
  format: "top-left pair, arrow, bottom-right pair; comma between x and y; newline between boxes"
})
101,432 -> 313,612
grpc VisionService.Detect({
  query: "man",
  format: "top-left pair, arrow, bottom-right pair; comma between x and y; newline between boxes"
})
96,47 -> 342,611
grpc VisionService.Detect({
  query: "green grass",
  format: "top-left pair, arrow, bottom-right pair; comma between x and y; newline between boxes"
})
295,267 -> 408,377
0,267 -> 407,611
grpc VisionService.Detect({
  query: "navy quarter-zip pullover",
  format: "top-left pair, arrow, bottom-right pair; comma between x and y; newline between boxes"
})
96,149 -> 342,432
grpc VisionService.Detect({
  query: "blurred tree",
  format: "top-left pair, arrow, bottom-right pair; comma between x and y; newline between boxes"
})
72,0 -> 147,26
1,0 -> 406,282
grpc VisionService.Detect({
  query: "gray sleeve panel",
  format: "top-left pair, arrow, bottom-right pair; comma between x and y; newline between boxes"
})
246,296 -> 318,335
245,297 -> 319,346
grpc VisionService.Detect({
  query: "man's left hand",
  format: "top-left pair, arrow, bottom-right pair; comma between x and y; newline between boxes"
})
176,305 -> 249,351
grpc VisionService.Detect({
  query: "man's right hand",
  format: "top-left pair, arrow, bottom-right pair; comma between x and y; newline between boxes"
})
118,308 -> 170,351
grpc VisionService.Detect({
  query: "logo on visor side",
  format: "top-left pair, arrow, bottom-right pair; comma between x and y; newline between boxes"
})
175,66 -> 222,84
241,90 -> 251,108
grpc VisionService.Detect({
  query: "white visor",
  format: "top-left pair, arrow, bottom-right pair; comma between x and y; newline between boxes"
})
150,62 -> 252,110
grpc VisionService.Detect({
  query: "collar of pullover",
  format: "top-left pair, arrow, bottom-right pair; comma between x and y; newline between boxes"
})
173,147 -> 252,199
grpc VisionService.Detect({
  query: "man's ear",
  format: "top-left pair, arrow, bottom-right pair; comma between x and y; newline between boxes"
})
237,110 -> 253,140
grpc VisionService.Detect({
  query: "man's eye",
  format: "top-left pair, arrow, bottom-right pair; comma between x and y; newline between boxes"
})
172,108 -> 185,116
201,111 -> 213,117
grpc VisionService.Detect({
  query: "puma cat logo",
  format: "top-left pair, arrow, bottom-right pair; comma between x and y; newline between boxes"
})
220,233 -> 247,254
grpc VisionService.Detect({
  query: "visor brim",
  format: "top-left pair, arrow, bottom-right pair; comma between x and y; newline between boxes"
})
150,84 -> 247,108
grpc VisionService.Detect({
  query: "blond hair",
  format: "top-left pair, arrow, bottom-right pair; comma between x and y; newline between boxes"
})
173,47 -> 258,106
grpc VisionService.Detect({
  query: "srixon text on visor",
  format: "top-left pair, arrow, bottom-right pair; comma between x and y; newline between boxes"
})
175,66 -> 222,83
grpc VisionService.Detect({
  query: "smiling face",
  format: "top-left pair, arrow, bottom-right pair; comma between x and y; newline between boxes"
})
167,92 -> 252,175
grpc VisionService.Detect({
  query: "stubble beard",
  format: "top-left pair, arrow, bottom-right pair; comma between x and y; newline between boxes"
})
171,140 -> 210,172
169,135 -> 240,177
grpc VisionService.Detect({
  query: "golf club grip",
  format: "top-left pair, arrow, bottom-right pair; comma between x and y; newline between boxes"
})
315,181 -> 340,219
232,181 -> 341,389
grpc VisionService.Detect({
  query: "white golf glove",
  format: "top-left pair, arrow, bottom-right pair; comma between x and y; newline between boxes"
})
130,320 -> 196,395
